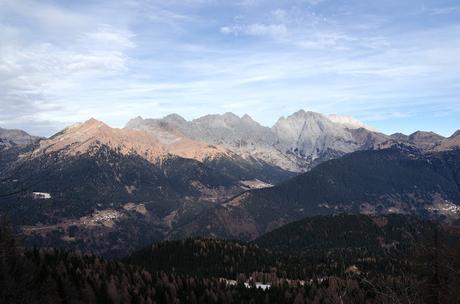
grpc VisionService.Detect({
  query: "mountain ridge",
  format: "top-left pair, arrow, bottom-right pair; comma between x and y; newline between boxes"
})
125,110 -> 385,172
0,127 -> 42,149
169,146 -> 460,241
0,118 -> 294,257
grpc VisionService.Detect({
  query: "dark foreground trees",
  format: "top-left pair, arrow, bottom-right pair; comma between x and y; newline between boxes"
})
2,215 -> 460,303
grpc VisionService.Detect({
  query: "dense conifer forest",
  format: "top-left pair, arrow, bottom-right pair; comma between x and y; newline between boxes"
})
2,214 -> 460,303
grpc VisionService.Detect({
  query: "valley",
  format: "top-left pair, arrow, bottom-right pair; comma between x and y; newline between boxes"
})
1,110 -> 460,257
1,110 -> 460,303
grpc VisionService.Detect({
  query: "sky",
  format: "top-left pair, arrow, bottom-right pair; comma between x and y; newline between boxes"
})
0,0 -> 459,137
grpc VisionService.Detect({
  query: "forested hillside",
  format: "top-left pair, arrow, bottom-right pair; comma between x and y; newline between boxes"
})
2,214 -> 460,303
172,147 -> 460,240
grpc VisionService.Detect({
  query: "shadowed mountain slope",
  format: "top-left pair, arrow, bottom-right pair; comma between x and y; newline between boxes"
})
170,146 -> 460,241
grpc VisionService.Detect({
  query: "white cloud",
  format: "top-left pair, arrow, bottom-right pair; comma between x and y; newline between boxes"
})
220,25 -> 241,35
80,27 -> 136,50
272,9 -> 288,21
246,23 -> 288,37
221,23 -> 288,38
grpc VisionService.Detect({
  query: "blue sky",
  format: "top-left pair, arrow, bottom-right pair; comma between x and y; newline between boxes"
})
0,0 -> 459,136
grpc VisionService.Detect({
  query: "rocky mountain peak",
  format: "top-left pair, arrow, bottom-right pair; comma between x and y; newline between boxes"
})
126,115 -> 143,124
435,130 -> 460,151
272,110 -> 358,161
192,112 -> 241,128
81,117 -> 106,128
62,118 -> 111,137
291,109 -> 323,119
123,116 -> 234,161
163,114 -> 187,125
33,118 -> 166,163
241,114 -> 253,121
273,110 -> 323,132
0,127 -> 42,148
125,116 -> 146,129
409,131 -> 444,141
273,110 -> 342,138
406,131 -> 444,150
390,133 -> 409,141
240,114 -> 262,128
449,130 -> 460,138
222,112 -> 240,119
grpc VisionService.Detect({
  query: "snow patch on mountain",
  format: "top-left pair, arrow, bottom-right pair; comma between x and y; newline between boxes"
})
327,114 -> 376,131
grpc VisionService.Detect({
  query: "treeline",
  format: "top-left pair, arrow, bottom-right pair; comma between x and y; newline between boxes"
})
0,222 -> 404,304
2,214 -> 460,303
127,215 -> 460,280
125,215 -> 460,303
125,238 -> 398,280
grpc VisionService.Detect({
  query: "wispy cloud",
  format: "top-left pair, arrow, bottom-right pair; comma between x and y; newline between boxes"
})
424,5 -> 460,15
221,23 -> 289,38
0,0 -> 460,136
0,0 -> 137,133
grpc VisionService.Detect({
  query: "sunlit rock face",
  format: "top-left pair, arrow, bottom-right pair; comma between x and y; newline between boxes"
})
127,110 -> 388,172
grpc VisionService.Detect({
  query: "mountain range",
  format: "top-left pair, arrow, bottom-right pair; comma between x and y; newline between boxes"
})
126,110 -> 386,172
125,110 -> 459,172
1,110 -> 459,256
